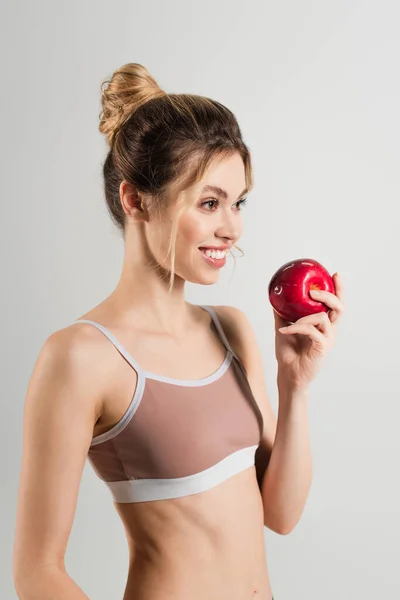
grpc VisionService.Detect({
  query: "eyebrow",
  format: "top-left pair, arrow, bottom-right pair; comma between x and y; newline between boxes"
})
201,185 -> 248,200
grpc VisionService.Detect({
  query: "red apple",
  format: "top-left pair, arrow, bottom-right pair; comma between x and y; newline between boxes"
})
268,258 -> 336,323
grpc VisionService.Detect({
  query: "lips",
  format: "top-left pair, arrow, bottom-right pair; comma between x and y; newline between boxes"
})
199,248 -> 227,268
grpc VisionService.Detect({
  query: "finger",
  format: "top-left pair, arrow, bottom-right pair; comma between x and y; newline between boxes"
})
309,287 -> 345,314
278,323 -> 327,350
328,307 -> 340,324
292,311 -> 331,336
279,323 -> 326,347
310,275 -> 345,325
332,272 -> 344,303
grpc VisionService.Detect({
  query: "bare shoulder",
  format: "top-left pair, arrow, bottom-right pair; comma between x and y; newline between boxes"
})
40,323 -> 107,421
210,305 -> 277,484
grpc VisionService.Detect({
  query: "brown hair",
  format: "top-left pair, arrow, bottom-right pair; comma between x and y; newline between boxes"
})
99,62 -> 253,292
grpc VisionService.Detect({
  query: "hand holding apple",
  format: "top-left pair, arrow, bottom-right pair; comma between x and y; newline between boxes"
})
268,259 -> 345,392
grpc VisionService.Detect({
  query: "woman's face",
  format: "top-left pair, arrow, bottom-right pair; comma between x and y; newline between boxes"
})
149,152 -> 249,285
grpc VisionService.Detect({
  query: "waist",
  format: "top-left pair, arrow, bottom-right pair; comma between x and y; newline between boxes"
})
115,467 -> 270,598
125,536 -> 270,600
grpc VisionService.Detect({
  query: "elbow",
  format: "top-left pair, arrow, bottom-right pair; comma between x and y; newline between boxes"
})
13,560 -> 33,597
267,522 -> 295,535
262,499 -> 306,535
13,563 -> 27,597
14,573 -> 29,599
14,568 -> 36,599
276,522 -> 296,535
264,516 -> 299,535
13,563 -> 62,599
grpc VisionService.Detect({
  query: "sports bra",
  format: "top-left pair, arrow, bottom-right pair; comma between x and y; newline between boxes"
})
73,305 -> 264,504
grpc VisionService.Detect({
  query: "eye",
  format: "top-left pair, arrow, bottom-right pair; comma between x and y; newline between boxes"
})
201,198 -> 220,210
201,197 -> 248,211
236,197 -> 248,210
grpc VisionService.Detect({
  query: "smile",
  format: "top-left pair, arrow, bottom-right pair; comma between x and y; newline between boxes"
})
199,248 -> 227,269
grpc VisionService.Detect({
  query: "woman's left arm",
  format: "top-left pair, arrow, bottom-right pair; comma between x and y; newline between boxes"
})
259,384 -> 312,534
214,274 -> 344,534
262,273 -> 345,534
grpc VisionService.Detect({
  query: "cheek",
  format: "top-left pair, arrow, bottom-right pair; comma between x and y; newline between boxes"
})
177,212 -> 209,245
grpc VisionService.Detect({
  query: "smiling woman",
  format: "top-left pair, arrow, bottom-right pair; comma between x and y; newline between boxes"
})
97,66 -> 254,294
13,62 -> 278,600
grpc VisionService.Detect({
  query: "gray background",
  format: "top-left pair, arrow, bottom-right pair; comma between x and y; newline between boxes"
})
2,1 -> 399,598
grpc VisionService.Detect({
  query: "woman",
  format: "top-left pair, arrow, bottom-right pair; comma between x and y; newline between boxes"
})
13,63 -> 344,600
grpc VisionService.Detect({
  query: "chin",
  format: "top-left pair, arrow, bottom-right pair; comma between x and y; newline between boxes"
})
182,273 -> 219,286
173,253 -> 223,285
175,264 -> 220,285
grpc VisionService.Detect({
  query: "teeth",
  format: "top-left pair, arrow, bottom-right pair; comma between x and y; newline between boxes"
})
202,249 -> 227,259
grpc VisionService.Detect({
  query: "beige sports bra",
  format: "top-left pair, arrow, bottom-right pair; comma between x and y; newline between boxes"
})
73,305 -> 264,503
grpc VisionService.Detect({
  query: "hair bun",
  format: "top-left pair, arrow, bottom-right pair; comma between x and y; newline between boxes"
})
99,62 -> 166,147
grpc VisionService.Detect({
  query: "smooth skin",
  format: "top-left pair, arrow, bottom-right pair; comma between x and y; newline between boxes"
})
13,153 -> 341,599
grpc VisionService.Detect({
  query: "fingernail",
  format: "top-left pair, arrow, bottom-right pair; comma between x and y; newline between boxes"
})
311,290 -> 321,296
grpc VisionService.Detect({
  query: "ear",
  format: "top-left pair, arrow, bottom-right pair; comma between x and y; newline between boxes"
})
119,180 -> 148,221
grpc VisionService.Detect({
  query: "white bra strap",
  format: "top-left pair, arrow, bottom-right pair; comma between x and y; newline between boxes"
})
72,319 -> 142,374
198,305 -> 238,359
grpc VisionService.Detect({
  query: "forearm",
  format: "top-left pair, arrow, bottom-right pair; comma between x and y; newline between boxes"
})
15,565 -> 90,600
261,382 -> 313,534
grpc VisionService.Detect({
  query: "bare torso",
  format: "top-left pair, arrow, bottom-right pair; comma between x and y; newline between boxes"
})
77,301 -> 273,600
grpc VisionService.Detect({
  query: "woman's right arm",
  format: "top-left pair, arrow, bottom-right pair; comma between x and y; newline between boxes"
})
13,326 -> 105,599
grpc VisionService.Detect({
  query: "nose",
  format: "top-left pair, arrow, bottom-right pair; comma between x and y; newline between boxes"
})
215,207 -> 242,242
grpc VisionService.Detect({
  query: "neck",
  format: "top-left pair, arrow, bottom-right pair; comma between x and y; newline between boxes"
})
107,255 -> 194,338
